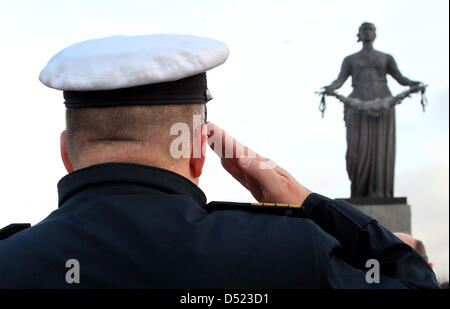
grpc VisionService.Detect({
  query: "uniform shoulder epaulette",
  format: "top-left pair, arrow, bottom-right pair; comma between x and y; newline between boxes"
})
0,223 -> 31,240
203,201 -> 306,217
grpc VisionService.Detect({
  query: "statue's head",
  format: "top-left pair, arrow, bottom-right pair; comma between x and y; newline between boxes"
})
357,22 -> 376,43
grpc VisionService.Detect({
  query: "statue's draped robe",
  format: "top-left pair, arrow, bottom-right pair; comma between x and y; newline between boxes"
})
342,51 -> 399,197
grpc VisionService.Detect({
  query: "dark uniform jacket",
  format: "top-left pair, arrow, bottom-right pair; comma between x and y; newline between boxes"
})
0,163 -> 438,288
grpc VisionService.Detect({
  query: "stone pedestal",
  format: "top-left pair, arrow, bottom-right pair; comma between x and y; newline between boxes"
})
337,197 -> 411,234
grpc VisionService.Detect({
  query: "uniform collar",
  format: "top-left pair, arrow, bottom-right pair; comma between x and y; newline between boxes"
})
57,162 -> 207,208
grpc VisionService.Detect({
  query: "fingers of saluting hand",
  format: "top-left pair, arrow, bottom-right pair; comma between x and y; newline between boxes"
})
205,122 -> 266,192
206,122 -> 258,160
205,122 -> 310,204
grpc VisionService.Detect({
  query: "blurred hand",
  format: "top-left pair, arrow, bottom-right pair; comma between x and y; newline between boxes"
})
206,122 -> 312,206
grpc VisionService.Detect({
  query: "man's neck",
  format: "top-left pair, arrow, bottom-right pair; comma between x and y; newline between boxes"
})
73,156 -> 198,185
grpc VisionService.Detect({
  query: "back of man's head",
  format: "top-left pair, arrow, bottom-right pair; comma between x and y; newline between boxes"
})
64,104 -> 205,181
39,34 -> 228,183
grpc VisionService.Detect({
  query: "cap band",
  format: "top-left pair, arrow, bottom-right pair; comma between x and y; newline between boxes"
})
63,73 -> 210,108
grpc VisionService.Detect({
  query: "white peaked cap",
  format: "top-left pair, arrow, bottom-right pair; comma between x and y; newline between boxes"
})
39,34 -> 229,91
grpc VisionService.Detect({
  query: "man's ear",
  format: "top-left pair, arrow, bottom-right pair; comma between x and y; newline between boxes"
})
190,123 -> 207,178
60,130 -> 74,173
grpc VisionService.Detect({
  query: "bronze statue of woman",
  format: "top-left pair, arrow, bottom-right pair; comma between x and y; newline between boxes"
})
324,22 -> 421,198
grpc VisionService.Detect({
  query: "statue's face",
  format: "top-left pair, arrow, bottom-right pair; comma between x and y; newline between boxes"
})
359,24 -> 376,42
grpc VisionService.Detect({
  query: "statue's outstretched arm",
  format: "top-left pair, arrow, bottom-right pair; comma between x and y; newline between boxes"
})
325,57 -> 351,91
387,55 -> 421,87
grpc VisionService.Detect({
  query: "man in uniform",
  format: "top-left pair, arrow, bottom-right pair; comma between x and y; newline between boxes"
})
0,34 -> 438,288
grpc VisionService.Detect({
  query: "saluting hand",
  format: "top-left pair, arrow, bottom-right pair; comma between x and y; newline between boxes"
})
206,122 -> 311,206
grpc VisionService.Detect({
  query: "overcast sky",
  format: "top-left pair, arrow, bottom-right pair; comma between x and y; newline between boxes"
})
0,0 -> 448,280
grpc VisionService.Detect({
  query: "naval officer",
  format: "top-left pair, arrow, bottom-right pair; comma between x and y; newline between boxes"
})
0,34 -> 438,288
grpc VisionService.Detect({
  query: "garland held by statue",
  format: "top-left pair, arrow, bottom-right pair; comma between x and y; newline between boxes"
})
317,84 -> 428,118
